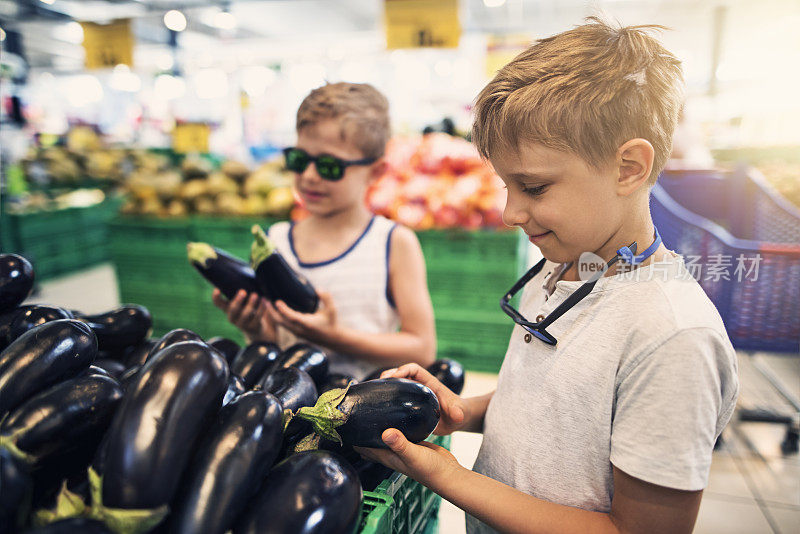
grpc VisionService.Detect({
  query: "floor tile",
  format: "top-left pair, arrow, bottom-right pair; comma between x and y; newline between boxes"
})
766,505 -> 800,534
694,497 -> 773,534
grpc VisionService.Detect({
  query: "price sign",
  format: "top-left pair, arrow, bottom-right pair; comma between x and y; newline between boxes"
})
82,19 -> 134,69
385,0 -> 460,49
172,123 -> 211,154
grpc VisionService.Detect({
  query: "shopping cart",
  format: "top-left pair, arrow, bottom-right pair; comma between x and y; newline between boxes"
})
651,167 -> 800,453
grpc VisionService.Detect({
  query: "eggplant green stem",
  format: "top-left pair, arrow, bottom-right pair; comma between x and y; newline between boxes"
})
86,467 -> 169,534
32,481 -> 87,526
293,433 -> 321,453
250,225 -> 275,268
0,434 -> 36,464
294,384 -> 353,444
186,242 -> 217,267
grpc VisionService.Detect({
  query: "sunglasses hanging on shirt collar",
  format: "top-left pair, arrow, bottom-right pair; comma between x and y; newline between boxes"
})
500,228 -> 663,346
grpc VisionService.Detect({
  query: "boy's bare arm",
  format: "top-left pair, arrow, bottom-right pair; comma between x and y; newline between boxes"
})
434,464 -> 701,534
359,437 -> 702,534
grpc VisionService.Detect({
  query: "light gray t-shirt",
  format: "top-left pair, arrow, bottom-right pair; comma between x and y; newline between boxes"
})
467,252 -> 739,534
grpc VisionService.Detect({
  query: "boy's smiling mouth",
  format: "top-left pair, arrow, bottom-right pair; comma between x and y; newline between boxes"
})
528,230 -> 551,243
299,188 -> 327,201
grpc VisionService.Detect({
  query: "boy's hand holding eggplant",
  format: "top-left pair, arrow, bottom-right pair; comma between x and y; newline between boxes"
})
264,290 -> 340,346
380,363 -> 470,436
354,422 -> 461,489
353,363 -> 474,487
211,289 -> 276,343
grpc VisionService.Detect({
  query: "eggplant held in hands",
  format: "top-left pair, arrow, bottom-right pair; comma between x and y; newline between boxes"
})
250,225 -> 319,313
187,242 -> 259,300
295,378 -> 440,448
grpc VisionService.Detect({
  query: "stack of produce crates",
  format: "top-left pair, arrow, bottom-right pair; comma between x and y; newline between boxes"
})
419,229 -> 527,373
0,195 -> 123,281
359,435 -> 451,534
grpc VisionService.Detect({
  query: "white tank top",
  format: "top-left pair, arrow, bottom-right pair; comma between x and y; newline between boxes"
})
267,215 -> 401,379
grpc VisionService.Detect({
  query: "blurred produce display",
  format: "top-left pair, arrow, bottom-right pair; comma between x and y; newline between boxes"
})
757,161 -> 800,207
366,133 -> 509,230
712,146 -> 800,208
121,156 -> 295,219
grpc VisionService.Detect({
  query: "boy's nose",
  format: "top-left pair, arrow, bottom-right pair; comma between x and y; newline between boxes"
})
300,161 -> 322,182
502,193 -> 530,228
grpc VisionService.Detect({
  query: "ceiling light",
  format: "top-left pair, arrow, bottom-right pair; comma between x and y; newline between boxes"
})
213,11 -> 236,31
164,10 -> 187,32
483,0 -> 506,7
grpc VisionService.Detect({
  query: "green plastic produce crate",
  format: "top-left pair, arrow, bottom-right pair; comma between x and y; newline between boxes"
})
1,196 -> 123,281
419,229 -> 525,373
360,435 -> 450,534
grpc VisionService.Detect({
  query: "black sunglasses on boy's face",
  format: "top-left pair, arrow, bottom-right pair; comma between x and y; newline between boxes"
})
283,147 -> 376,181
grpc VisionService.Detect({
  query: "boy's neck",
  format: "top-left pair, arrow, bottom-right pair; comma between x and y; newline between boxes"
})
302,203 -> 373,233
560,219 -> 666,282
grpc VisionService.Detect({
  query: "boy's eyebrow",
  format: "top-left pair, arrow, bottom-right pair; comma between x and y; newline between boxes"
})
508,171 -> 558,181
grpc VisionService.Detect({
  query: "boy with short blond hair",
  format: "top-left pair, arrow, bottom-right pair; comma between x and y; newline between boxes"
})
360,18 -> 738,534
214,82 -> 436,378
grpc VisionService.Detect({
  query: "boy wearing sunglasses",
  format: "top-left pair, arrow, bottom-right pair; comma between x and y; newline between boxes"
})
359,18 -> 739,534
213,82 -> 436,379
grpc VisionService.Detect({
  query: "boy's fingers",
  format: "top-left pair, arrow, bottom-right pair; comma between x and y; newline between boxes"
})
227,290 -> 247,320
275,300 -> 305,323
382,429 -> 410,456
211,289 -> 228,310
379,368 -> 398,379
240,293 -> 260,322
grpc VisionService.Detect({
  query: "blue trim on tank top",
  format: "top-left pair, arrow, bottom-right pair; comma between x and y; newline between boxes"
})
385,223 -> 397,308
288,216 -> 376,268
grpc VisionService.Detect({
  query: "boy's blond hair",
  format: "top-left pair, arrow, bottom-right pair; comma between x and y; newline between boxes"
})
297,82 -> 391,160
473,17 -> 684,184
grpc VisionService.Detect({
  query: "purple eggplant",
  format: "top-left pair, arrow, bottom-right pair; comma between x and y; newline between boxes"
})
279,343 -> 329,388
22,518 -> 112,534
0,305 -> 34,351
0,319 -> 97,416
0,254 -> 34,313
92,358 -> 126,378
231,342 -> 281,389
234,450 -> 361,534
427,358 -> 465,395
122,339 -> 157,368
118,365 -> 142,392
187,242 -> 259,300
259,367 -> 317,414
223,374 -> 246,406
102,341 -> 228,513
251,225 -> 319,313
169,391 -> 284,534
146,329 -> 203,364
78,305 -> 152,352
296,378 -> 440,448
0,374 -> 122,467
6,306 -> 73,346
1,448 -> 32,533
208,336 -> 240,364
320,373 -> 357,394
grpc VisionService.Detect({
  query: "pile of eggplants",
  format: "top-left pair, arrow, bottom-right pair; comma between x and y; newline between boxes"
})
0,253 -> 470,533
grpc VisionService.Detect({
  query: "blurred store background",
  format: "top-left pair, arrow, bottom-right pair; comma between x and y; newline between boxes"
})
0,1 -> 798,533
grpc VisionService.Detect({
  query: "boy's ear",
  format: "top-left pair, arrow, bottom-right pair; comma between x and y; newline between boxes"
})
616,139 -> 654,196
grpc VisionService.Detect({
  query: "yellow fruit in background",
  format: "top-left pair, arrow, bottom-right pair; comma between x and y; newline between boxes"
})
264,187 -> 295,216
